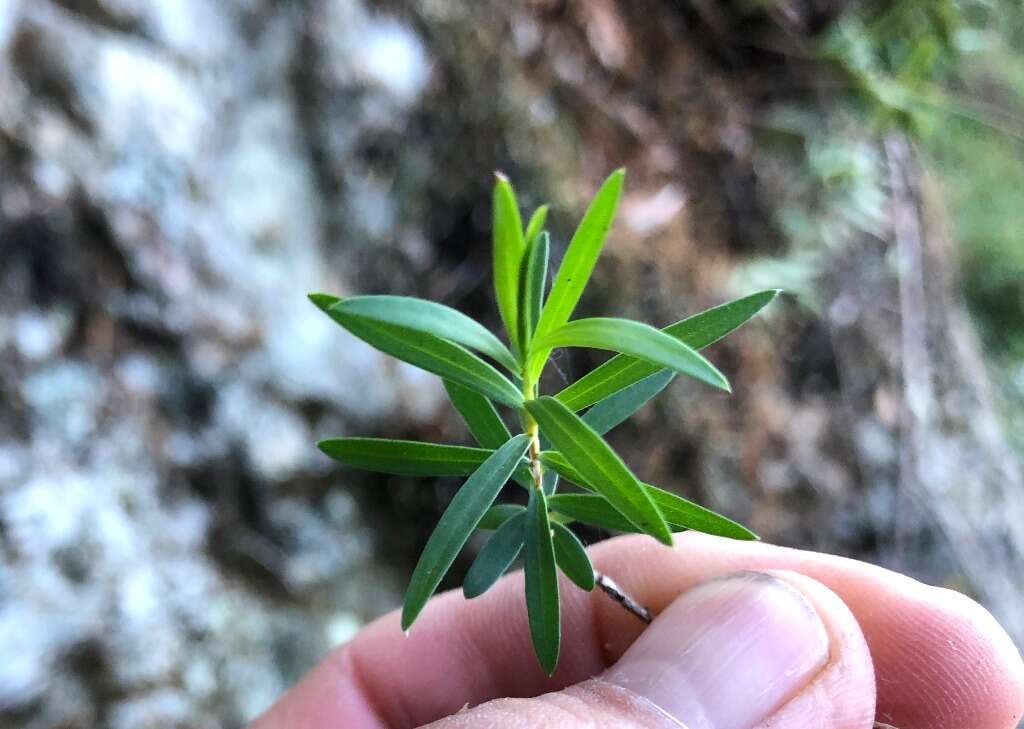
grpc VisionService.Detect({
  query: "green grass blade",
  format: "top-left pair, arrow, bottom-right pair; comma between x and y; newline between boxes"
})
314,305 -> 523,407
533,317 -> 730,393
582,369 -> 675,435
479,503 -> 526,530
519,231 -> 550,351
320,295 -> 518,372
547,493 -> 641,533
555,290 -> 780,411
463,512 -> 526,599
524,204 -> 549,247
542,452 -> 756,540
493,174 -> 526,358
318,438 -> 493,476
534,169 -> 625,341
525,487 -> 560,674
551,523 -> 595,591
402,434 -> 531,630
444,380 -> 512,449
525,397 -> 671,545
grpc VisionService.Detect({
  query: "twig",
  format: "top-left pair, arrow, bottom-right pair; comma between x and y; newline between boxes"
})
594,572 -> 652,624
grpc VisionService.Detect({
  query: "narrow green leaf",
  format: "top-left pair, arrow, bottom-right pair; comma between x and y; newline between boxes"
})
555,290 -> 781,411
640,482 -> 758,540
548,493 -> 641,533
525,487 -> 560,674
308,292 -> 341,310
493,174 -> 526,358
534,169 -> 625,341
463,512 -> 525,598
542,452 -> 756,540
525,397 -> 671,545
442,379 -> 541,492
518,231 -> 550,351
524,204 -> 549,247
532,317 -> 730,393
538,450 -> 589,486
479,503 -> 526,530
444,380 -> 512,449
582,369 -> 674,435
552,523 -> 595,591
325,295 -> 518,372
318,438 -> 492,476
542,468 -> 559,496
402,434 -> 531,630
316,306 -> 523,407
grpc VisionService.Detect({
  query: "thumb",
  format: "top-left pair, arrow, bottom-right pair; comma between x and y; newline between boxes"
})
424,570 -> 876,729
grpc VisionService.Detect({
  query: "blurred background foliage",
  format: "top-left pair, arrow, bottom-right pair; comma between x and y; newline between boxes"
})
0,0 -> 1021,727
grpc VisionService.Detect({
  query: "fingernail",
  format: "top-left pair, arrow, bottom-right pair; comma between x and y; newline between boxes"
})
603,571 -> 830,729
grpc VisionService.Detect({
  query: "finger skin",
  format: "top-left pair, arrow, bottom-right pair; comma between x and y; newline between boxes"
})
423,569 -> 876,729
752,570 -> 875,729
249,532 -> 1024,729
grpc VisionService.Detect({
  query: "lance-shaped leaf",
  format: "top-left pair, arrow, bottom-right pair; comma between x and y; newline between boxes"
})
318,438 -> 493,476
402,434 -> 532,630
319,295 -> 518,372
444,380 -> 512,449
541,452 -> 756,540
524,204 -> 549,247
479,503 -> 526,530
532,317 -> 729,392
542,468 -> 559,496
315,304 -> 523,407
534,169 -> 624,341
552,523 -> 595,591
441,381 -> 544,492
525,487 -> 560,674
463,512 -> 525,598
525,397 -> 671,545
582,369 -> 674,435
641,483 -> 756,540
518,231 -> 549,352
493,174 -> 526,358
547,493 -> 640,533
556,290 -> 780,411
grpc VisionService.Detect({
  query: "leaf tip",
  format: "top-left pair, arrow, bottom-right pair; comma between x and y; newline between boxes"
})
308,292 -> 340,312
494,170 -> 509,183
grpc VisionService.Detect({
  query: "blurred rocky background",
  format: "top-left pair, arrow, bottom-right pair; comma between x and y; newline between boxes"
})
0,0 -> 1022,727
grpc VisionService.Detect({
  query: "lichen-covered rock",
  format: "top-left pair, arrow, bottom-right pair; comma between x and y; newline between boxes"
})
0,1 -> 442,725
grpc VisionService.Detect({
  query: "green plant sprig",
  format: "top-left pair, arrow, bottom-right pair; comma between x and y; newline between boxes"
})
310,169 -> 779,674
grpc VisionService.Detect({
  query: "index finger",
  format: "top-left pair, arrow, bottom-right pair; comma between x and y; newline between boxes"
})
250,532 -> 1024,729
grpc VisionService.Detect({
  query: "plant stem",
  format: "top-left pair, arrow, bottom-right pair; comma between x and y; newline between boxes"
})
521,369 -> 544,490
595,572 -> 652,624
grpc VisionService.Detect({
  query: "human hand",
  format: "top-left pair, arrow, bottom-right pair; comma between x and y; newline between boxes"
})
250,532 -> 1024,729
